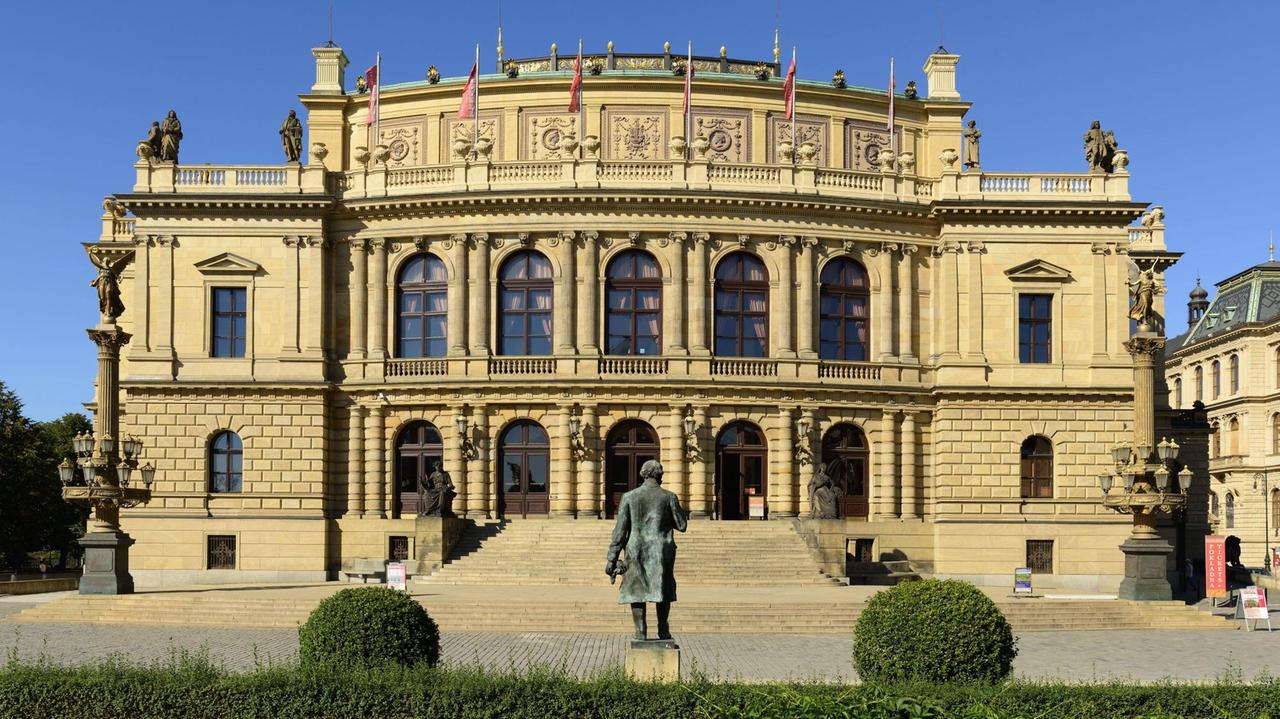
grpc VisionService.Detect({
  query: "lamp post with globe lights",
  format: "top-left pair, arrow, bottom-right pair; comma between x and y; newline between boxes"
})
1253,471 -> 1272,574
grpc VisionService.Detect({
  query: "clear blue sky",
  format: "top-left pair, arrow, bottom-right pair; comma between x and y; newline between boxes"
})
1,1 -> 1274,420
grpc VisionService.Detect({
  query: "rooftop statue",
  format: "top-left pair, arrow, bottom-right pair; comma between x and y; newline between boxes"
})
963,119 -> 981,169
137,121 -> 162,160
279,110 -> 303,163
605,459 -> 687,641
160,110 -> 183,163
1084,120 -> 1116,173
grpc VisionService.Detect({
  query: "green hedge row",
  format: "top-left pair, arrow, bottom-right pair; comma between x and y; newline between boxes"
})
2,661 -> 1279,719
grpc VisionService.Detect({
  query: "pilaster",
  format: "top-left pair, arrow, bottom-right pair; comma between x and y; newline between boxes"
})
578,405 -> 600,518
772,236 -> 796,358
301,236 -> 327,359
367,238 -> 389,361
364,405 -> 386,518
797,236 -> 818,359
965,241 -> 987,362
577,231 -> 600,354
551,404 -> 574,517
873,243 -> 898,361
348,239 -> 368,360
898,245 -> 918,362
878,409 -> 899,519
666,232 -> 688,354
666,404 -> 687,509
447,234 -> 469,356
689,233 -> 710,355
775,406 -> 797,517
347,406 -> 366,517
444,405 -> 466,515
554,231 -> 577,354
1091,243 -> 1111,359
468,233 -> 491,356
900,411 -> 918,519
690,405 -> 711,516
281,237 -> 302,354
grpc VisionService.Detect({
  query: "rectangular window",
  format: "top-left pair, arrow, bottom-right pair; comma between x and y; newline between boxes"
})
1018,294 -> 1052,363
852,538 -> 875,563
211,287 -> 248,358
389,536 -> 410,562
207,535 -> 237,570
1026,540 -> 1053,574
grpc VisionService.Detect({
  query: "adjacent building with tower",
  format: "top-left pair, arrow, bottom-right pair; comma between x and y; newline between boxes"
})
93,41 -> 1195,592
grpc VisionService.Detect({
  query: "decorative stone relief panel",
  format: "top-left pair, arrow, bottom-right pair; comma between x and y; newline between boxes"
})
441,110 -> 502,158
691,107 -> 750,163
377,117 -> 426,167
844,119 -> 901,171
520,109 -> 580,160
766,113 -> 828,164
602,107 -> 667,161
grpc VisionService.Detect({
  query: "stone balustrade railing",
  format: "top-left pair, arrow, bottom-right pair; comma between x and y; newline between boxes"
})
128,157 -> 1131,205
380,356 -> 890,384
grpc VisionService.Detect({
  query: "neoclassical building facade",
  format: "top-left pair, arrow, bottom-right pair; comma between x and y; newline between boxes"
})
95,43 -> 1182,591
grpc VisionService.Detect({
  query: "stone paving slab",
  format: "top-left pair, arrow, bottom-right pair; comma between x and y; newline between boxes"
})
4,620 -> 1280,683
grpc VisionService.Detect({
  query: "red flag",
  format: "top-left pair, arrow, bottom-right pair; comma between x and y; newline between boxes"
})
458,61 -> 478,119
682,46 -> 694,115
782,50 -> 796,120
568,50 -> 583,112
364,61 -> 379,126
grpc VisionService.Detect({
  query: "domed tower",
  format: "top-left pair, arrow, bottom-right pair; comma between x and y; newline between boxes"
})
1188,275 -> 1209,325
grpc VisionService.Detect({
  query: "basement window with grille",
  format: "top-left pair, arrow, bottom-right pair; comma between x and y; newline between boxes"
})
851,538 -> 875,563
1026,540 -> 1054,575
208,535 -> 237,570
389,536 -> 410,562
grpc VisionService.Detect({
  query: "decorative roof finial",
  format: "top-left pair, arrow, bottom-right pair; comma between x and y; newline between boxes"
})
773,29 -> 780,63
720,46 -> 727,58
1271,230 -> 1275,262
607,40 -> 614,53
497,25 -> 504,66
664,40 -> 670,53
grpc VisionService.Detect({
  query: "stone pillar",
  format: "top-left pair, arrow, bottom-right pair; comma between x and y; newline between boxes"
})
1111,248 -> 1128,359
774,236 -> 796,358
302,237 -> 327,356
368,238 -> 389,360
365,407 -> 386,518
347,406 -> 366,516
280,238 -> 301,354
797,237 -> 818,358
937,244 -> 961,359
667,405 -> 687,506
87,324 -> 130,532
465,405 -> 490,518
551,404 -> 575,516
690,405 -> 711,516
900,411 -> 918,519
1091,244 -> 1109,359
555,232 -> 577,353
578,405 -> 600,518
965,242 -> 986,361
468,233 -> 491,355
878,409 -> 898,519
348,240 -> 368,359
876,244 -> 897,361
666,232 -> 687,354
776,406 -> 797,517
154,236 -> 175,357
130,238 -> 152,353
577,231 -> 600,353
798,410 -> 816,517
898,245 -> 917,362
689,233 -> 710,355
1127,334 -> 1164,451
448,234 -> 469,355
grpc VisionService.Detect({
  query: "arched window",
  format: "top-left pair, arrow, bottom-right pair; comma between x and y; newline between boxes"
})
1274,414 -> 1280,455
394,421 -> 443,516
604,250 -> 662,356
1226,492 -> 1235,529
396,254 -> 448,358
1275,347 -> 1280,388
1174,377 -> 1183,409
1230,355 -> 1240,394
1211,422 -> 1220,458
1212,360 -> 1221,399
497,251 -> 553,356
713,252 -> 768,357
1229,417 -> 1240,455
1020,436 -> 1053,498
821,423 -> 870,518
818,257 -> 870,361
209,431 -> 243,493
1272,489 -> 1280,537
1195,366 -> 1204,402
1211,492 -> 1220,521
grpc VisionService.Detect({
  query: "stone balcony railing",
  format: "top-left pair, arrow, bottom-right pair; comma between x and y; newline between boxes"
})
128,156 -> 1132,206
1208,454 -> 1246,474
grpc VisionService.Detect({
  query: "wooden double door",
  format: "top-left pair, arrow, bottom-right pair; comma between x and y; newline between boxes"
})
498,420 -> 549,517
394,421 -> 442,517
822,423 -> 869,518
715,421 -> 767,520
604,421 -> 660,518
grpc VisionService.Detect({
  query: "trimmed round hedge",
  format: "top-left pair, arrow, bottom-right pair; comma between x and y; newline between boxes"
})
298,586 -> 440,668
853,578 -> 1016,684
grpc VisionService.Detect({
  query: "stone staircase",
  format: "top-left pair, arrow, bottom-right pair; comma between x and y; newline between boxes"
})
421,519 -> 842,587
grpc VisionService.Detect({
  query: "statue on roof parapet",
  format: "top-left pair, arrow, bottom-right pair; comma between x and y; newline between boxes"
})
280,110 -> 303,163
963,119 -> 981,169
1084,120 -> 1118,173
159,110 -> 182,163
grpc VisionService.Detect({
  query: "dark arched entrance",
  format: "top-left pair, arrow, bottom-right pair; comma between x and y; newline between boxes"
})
498,420 -> 550,517
604,420 -> 660,518
716,421 -> 767,520
394,421 -> 443,517
821,423 -> 869,518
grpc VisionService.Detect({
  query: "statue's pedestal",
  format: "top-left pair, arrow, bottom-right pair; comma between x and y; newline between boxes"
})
625,639 -> 680,682
1117,537 -> 1173,601
413,515 -> 469,576
78,531 -> 135,595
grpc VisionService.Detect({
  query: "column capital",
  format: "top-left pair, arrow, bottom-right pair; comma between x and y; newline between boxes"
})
1091,242 -> 1113,255
930,241 -> 962,257
900,244 -> 919,257
691,231 -> 711,244
799,235 -> 820,249
867,242 -> 899,257
881,406 -> 901,420
767,234 -> 797,250
468,232 -> 490,249
664,231 -> 688,247
444,233 -> 468,250
153,235 -> 178,248
965,240 -> 987,254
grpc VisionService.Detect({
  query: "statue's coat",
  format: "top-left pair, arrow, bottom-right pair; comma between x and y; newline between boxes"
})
606,479 -> 687,604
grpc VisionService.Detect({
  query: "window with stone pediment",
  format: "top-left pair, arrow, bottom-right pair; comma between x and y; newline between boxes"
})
713,252 -> 768,358
1020,436 -> 1053,499
396,254 -> 448,359
1017,294 -> 1052,363
497,251 -> 553,356
211,287 -> 247,358
818,258 -> 870,361
209,431 -> 243,493
604,250 -> 662,356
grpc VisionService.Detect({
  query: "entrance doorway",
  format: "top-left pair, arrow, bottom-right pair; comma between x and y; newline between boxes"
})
498,420 -> 550,517
394,421 -> 442,517
715,421 -> 767,520
821,423 -> 869,518
604,420 -> 660,518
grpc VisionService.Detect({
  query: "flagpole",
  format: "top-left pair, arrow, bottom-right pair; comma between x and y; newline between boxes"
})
888,57 -> 896,155
685,41 -> 692,161
578,38 -> 585,159
789,46 -> 796,167
374,52 -> 381,148
473,43 -> 480,154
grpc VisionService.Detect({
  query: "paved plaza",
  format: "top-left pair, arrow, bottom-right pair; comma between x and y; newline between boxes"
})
2,594 -> 1277,683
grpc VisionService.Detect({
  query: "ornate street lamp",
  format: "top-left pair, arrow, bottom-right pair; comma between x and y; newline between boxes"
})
567,408 -> 588,462
682,408 -> 701,463
1254,471 -> 1271,574
455,415 -> 478,461
794,414 -> 814,466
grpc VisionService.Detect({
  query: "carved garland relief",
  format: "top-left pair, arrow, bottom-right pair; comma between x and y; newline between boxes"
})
603,108 -> 666,161
442,111 -> 501,158
844,119 -> 901,171
766,113 -> 828,164
377,119 -> 425,167
691,108 -> 750,163
522,112 -> 580,160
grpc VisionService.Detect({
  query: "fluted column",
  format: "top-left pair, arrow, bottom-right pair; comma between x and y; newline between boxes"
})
776,406 -> 797,517
551,404 -> 574,516
468,233 -> 490,355
577,231 -> 600,353
666,232 -> 687,354
689,233 -> 710,355
347,406 -> 366,516
797,237 -> 818,358
364,406 -> 386,518
898,245 -> 917,362
577,405 -> 600,518
448,234 -> 469,355
368,238 -> 389,360
690,405 -> 711,516
879,409 -> 898,519
900,411 -> 918,519
876,244 -> 897,361
555,232 -> 577,353
774,236 -> 796,358
348,239 -> 368,359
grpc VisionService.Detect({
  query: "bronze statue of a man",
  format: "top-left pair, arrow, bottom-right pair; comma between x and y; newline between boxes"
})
605,459 -> 687,641
160,110 -> 183,163
418,461 -> 456,517
963,119 -> 981,169
280,110 -> 303,163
